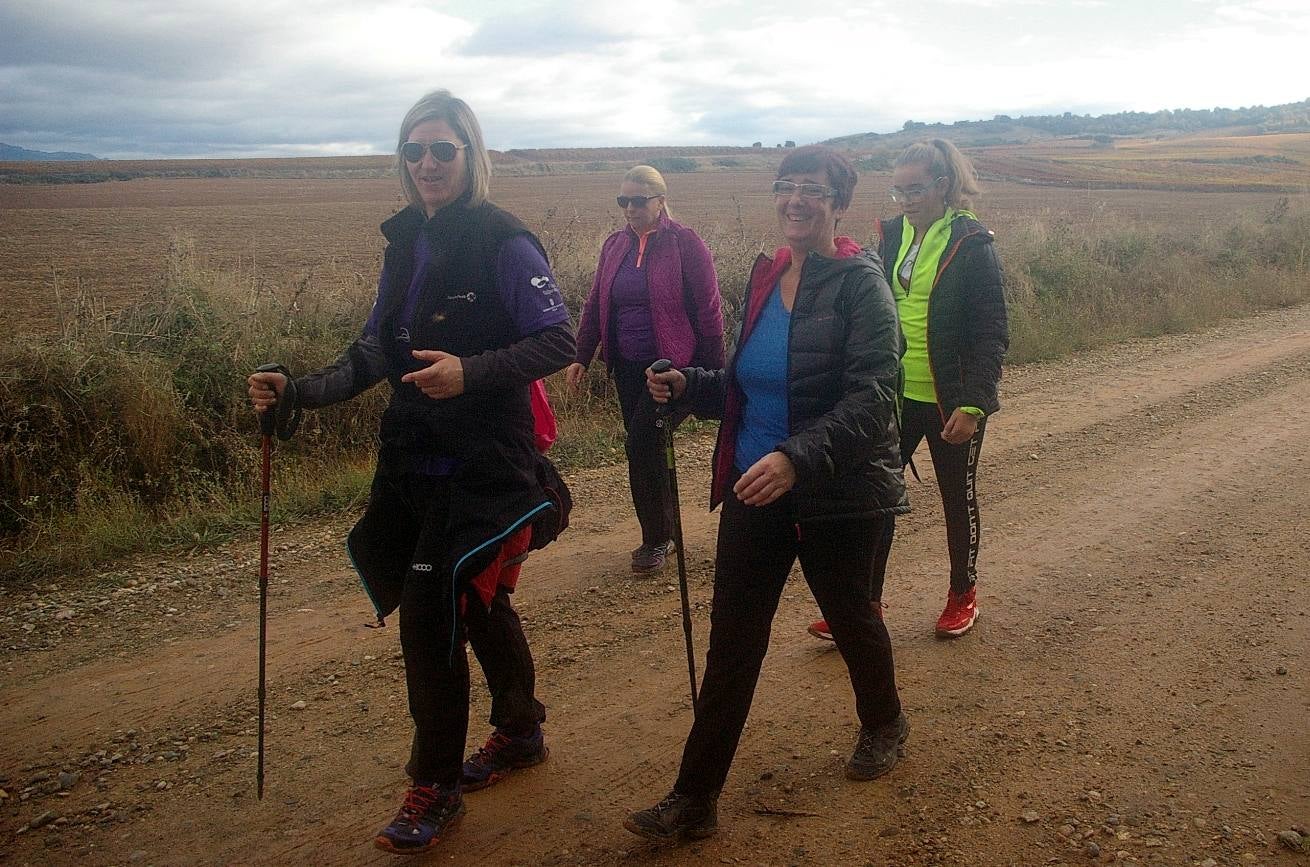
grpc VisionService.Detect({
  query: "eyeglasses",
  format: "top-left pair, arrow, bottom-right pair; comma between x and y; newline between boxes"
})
400,140 -> 467,163
889,177 -> 945,203
617,194 -> 663,209
772,180 -> 836,200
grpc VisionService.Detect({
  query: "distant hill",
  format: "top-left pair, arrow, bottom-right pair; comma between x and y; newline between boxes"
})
3,98 -> 1308,191
0,143 -> 100,161
824,99 -> 1310,152
821,99 -> 1310,192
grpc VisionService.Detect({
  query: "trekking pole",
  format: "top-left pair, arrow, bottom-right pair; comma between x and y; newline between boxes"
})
649,359 -> 698,711
254,367 -> 278,801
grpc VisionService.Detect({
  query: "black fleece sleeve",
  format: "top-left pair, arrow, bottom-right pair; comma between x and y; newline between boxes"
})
678,364 -> 729,421
293,332 -> 390,409
461,322 -> 576,392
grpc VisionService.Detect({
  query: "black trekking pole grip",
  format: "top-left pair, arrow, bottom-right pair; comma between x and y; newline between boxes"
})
255,363 -> 280,439
649,358 -> 674,424
258,407 -> 276,438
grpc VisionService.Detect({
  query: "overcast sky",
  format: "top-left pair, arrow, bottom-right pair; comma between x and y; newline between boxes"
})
1,0 -> 1306,159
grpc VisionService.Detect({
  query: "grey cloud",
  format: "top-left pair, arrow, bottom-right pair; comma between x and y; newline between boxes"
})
0,56 -> 415,157
0,3 -> 274,81
457,10 -> 631,56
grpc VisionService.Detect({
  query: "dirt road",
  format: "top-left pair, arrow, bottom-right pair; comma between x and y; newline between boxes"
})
3,306 -> 1308,866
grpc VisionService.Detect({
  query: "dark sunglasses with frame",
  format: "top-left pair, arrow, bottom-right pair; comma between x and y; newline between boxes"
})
616,194 -> 663,209
400,140 -> 467,163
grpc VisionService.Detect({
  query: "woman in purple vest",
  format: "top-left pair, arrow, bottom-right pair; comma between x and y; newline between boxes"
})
247,90 -> 574,855
566,166 -> 725,573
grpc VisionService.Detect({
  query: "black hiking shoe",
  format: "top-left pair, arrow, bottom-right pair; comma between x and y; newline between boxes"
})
373,781 -> 464,855
631,540 -> 675,573
846,712 -> 910,781
624,789 -> 718,843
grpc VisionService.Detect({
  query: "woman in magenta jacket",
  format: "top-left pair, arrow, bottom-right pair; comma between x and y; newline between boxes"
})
565,165 -> 724,573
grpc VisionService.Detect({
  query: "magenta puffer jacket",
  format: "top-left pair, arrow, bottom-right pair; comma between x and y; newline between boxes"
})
576,212 -> 724,370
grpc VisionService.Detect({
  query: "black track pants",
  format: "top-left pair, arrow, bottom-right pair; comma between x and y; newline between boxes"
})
351,472 -> 545,785
674,480 -> 901,797
900,398 -> 986,594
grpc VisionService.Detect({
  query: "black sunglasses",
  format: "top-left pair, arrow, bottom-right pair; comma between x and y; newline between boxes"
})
617,194 -> 662,209
401,140 -> 466,163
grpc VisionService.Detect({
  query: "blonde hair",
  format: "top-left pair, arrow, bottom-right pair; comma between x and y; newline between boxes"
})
895,139 -> 981,210
623,165 -> 673,219
396,90 -> 492,209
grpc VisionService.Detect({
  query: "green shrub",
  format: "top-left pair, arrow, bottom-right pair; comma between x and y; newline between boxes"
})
647,157 -> 698,174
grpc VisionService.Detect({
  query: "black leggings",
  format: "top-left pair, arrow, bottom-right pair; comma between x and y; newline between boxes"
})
674,479 -> 901,797
900,398 -> 986,594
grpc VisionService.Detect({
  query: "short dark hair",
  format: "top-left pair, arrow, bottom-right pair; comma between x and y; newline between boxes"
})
776,145 -> 857,210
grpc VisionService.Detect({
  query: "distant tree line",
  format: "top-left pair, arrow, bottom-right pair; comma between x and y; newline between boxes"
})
831,99 -> 1310,150
995,99 -> 1310,136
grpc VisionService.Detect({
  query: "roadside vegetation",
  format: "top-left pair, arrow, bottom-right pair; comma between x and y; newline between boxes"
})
2,203 -> 1308,583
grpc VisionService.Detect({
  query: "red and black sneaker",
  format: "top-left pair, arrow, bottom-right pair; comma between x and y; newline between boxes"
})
374,781 -> 464,855
935,587 -> 978,637
461,725 -> 548,792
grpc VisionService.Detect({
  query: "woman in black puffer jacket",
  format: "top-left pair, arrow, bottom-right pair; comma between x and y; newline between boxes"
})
624,146 -> 910,845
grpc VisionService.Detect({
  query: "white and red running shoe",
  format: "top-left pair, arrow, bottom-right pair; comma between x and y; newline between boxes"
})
935,587 -> 978,637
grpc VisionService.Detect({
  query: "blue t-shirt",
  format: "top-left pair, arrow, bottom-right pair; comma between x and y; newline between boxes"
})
734,285 -> 790,473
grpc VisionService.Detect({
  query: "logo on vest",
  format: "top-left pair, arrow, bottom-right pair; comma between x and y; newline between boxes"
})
530,275 -> 553,290
411,563 -> 433,573
396,327 -> 411,343
446,292 -> 477,303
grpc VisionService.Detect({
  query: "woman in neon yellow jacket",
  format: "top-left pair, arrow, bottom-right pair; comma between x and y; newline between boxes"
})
809,138 -> 1008,640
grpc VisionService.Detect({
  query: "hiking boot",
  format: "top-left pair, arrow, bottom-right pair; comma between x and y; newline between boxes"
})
935,587 -> 978,637
807,602 -> 886,642
624,789 -> 718,843
461,725 -> 549,792
373,781 -> 464,855
846,712 -> 910,781
631,540 -> 675,574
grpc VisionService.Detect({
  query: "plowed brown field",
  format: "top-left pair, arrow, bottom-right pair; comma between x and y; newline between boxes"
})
3,171 -> 1304,336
